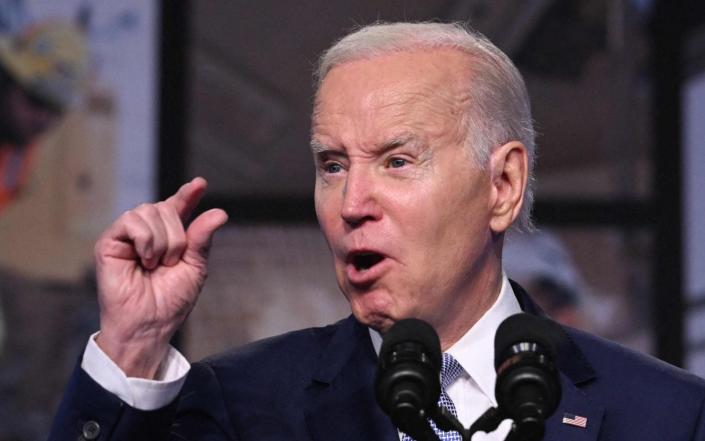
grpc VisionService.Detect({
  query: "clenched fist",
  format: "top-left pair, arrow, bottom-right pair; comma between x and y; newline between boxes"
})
94,177 -> 228,378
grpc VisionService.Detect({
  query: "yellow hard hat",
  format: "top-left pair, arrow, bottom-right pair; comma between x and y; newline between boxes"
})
0,21 -> 88,110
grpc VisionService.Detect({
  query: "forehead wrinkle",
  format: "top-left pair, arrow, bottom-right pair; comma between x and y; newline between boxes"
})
374,86 -> 467,145
312,52 -> 472,151
310,103 -> 331,138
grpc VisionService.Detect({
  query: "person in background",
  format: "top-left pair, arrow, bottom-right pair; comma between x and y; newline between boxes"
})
0,21 -> 87,438
503,230 -> 588,329
0,20 -> 87,214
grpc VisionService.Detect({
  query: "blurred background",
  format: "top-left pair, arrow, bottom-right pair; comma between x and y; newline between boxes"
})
0,0 -> 703,439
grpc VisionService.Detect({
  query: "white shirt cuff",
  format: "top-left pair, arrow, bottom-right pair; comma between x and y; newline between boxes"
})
80,332 -> 191,411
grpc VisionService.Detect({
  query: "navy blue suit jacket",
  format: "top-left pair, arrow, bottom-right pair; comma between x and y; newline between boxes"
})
49,283 -> 705,440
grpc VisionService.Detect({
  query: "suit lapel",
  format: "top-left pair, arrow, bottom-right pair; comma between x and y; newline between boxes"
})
304,316 -> 398,441
304,284 -> 606,441
512,280 -> 605,441
543,374 -> 604,441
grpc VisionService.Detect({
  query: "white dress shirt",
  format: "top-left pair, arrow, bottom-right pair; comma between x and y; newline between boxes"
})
82,274 -> 520,438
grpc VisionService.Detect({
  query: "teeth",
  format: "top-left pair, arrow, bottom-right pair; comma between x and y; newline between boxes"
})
353,253 -> 383,271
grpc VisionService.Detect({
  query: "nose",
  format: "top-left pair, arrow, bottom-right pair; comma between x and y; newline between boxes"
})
340,167 -> 382,227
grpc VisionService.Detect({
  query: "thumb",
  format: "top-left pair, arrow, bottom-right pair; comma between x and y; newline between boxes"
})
183,208 -> 229,267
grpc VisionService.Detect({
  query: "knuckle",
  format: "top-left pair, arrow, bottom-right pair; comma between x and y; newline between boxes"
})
136,203 -> 158,216
122,209 -> 141,224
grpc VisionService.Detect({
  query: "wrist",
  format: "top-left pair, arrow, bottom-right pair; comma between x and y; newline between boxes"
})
95,330 -> 171,379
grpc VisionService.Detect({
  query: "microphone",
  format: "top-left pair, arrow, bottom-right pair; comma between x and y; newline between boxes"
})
375,319 -> 442,440
494,313 -> 562,441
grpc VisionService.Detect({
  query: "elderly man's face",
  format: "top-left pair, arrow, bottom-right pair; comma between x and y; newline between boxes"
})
312,49 -> 501,334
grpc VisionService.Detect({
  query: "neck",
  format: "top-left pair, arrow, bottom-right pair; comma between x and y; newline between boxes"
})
435,242 -> 504,351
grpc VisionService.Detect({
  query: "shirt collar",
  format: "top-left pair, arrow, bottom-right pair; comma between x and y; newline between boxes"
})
368,273 -> 521,403
446,273 -> 521,403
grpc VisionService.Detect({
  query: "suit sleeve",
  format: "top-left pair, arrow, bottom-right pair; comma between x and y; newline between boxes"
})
48,361 -> 237,441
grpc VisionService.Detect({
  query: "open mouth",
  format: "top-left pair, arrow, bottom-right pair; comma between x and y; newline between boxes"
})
351,252 -> 385,271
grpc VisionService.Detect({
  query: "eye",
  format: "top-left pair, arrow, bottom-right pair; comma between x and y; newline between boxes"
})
324,162 -> 343,174
388,157 -> 407,168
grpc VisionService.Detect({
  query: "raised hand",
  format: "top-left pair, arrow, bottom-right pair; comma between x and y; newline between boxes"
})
94,177 -> 228,378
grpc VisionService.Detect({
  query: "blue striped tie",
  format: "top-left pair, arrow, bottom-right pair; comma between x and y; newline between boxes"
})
401,352 -> 465,440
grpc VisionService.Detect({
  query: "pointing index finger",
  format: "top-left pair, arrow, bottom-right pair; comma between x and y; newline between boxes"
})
164,177 -> 208,222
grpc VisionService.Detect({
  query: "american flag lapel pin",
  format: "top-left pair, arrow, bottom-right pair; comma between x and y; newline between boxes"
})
562,413 -> 588,428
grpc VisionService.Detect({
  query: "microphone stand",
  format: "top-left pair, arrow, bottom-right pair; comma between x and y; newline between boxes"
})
427,404 -> 534,441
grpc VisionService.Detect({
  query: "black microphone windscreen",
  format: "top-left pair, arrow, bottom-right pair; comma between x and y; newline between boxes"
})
380,318 -> 442,371
494,313 -> 559,368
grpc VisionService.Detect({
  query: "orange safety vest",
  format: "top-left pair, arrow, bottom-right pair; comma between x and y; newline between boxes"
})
0,143 -> 36,214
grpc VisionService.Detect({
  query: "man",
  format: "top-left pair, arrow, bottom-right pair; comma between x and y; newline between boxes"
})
50,22 -> 705,441
503,230 -> 589,330
0,20 -> 87,438
0,20 -> 87,213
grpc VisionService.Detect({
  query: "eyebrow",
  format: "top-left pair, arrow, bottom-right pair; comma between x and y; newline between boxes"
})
310,139 -> 330,154
379,134 -> 417,154
310,133 -> 420,156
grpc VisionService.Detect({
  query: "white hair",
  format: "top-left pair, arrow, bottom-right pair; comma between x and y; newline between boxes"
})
314,22 -> 536,230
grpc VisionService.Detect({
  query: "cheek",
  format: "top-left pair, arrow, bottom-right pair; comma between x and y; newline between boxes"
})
401,187 -> 490,275
314,185 -> 337,232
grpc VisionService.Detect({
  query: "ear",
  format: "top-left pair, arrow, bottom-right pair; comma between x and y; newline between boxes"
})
488,141 -> 528,234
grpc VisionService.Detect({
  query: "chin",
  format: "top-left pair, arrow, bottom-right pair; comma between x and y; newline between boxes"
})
349,298 -> 396,333
357,314 -> 395,333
